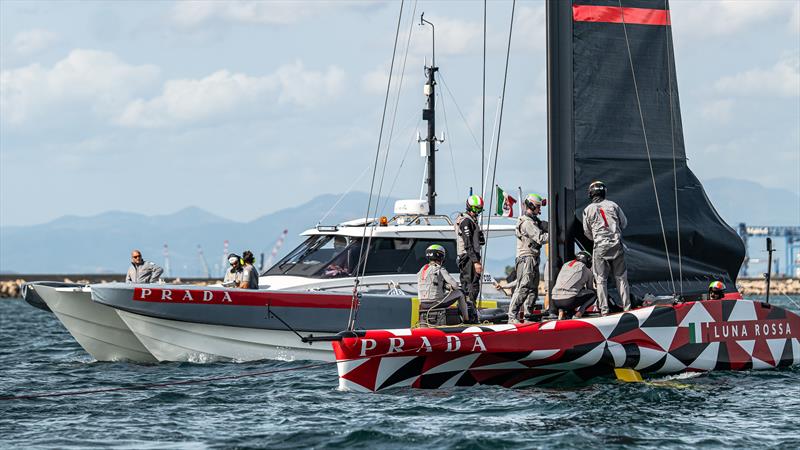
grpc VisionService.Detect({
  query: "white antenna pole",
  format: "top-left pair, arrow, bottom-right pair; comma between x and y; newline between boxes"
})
163,244 -> 171,278
518,186 -> 523,217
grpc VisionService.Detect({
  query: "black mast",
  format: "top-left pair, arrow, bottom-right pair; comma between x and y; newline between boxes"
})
421,13 -> 438,214
546,0 -> 576,293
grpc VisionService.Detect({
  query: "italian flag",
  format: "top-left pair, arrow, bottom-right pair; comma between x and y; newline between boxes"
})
496,186 -> 517,217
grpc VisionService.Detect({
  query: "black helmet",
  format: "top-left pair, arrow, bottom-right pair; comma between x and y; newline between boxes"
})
575,251 -> 591,268
425,244 -> 446,263
588,181 -> 607,199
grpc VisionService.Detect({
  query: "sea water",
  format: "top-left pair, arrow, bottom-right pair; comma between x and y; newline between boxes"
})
1,297 -> 798,449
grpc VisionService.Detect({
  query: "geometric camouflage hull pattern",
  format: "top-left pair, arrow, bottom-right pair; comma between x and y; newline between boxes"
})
333,300 -> 800,392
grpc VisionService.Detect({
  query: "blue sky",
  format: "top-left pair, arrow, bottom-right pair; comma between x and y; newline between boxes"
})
1,0 -> 798,227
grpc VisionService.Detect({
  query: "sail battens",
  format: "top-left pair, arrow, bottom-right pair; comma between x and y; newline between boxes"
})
572,5 -> 670,26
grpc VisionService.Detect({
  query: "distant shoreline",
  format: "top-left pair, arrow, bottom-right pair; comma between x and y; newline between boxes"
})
1,274 -> 798,298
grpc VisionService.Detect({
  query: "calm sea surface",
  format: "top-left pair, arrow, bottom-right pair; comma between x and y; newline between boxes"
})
1,296 -> 798,449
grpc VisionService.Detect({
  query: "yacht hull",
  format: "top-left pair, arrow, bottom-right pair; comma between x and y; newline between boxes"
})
116,310 -> 334,362
36,285 -> 156,363
91,283 -> 509,363
332,299 -> 800,392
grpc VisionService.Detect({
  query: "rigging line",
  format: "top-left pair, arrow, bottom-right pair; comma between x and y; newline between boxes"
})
481,0 -> 516,285
482,0 -> 487,194
781,293 -> 800,311
348,0 -> 405,331
618,0 -> 676,295
376,0 -> 418,213
380,117 -> 423,214
664,0 -> 683,296
482,96 -> 502,199
439,87 -> 462,196
317,164 -> 372,225
438,72 -> 482,152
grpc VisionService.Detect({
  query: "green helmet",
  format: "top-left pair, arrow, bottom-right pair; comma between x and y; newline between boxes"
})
466,195 -> 484,214
524,193 -> 546,210
425,244 -> 446,262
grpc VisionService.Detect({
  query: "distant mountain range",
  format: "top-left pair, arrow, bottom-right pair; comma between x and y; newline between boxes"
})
1,177 -> 797,276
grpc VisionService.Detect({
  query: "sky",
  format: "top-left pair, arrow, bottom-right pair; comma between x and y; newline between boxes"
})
1,0 -> 799,227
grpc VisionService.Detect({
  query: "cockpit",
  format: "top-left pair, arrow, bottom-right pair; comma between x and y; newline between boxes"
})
263,235 -> 459,279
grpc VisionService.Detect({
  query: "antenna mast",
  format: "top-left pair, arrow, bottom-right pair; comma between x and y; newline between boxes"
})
419,13 -> 442,214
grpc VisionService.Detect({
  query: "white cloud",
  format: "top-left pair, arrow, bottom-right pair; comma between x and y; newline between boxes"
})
671,0 -> 792,37
701,99 -> 735,123
792,2 -> 800,34
11,28 -> 58,55
170,0 -> 378,28
513,5 -> 546,52
0,49 -> 160,126
714,54 -> 800,98
412,17 -> 482,56
117,61 -> 345,128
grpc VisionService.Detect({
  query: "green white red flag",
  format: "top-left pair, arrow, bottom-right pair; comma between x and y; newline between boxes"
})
496,186 -> 517,217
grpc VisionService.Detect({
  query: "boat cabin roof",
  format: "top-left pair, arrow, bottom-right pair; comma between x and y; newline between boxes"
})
302,214 -> 516,239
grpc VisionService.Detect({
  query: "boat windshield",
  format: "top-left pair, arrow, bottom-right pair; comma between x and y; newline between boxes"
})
264,236 -> 458,278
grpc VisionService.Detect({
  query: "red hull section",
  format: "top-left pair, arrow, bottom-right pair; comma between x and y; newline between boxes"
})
333,300 -> 800,392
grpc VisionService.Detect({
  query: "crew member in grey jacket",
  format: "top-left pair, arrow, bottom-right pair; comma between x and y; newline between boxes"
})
582,181 -> 631,315
508,194 -> 548,323
551,251 -> 596,319
417,244 -> 470,324
126,250 -> 164,283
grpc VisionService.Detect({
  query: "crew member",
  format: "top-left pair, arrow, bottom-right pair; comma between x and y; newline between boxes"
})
241,250 -> 259,289
708,281 -> 726,300
224,253 -> 244,287
126,250 -> 164,284
417,244 -> 471,324
455,195 -> 485,322
508,194 -> 548,323
551,251 -> 596,319
582,181 -> 631,315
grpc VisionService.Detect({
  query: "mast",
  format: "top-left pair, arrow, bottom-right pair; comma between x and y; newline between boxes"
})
546,0 -> 576,293
420,14 -> 438,214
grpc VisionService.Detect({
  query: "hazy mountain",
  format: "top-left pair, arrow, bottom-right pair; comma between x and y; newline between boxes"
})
1,178 -> 796,276
704,178 -> 800,226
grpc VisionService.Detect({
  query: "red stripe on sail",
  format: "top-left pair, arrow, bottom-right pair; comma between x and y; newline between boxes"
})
599,208 -> 610,228
573,5 -> 671,26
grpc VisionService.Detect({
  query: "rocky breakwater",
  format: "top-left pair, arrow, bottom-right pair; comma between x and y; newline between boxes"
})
737,277 -> 800,296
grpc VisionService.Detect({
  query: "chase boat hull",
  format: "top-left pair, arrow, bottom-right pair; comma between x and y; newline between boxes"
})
91,283 -> 510,362
36,284 -> 157,363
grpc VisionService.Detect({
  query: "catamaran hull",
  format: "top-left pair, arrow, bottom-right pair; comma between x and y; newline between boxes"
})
91,283 -> 510,363
35,285 -> 157,363
116,310 -> 334,362
332,299 -> 800,392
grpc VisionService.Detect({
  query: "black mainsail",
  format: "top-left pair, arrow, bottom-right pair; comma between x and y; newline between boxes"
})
546,0 -> 745,299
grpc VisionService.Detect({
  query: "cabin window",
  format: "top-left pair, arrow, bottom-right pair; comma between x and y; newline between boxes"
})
265,236 -> 458,278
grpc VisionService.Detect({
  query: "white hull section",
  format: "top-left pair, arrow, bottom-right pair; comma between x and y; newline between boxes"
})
116,310 -> 335,363
37,285 -> 156,363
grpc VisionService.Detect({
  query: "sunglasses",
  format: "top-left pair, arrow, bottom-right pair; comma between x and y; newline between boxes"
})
132,255 -> 142,259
